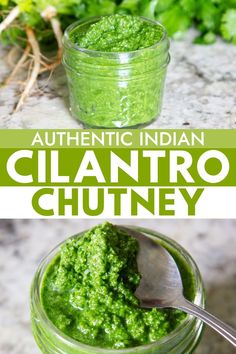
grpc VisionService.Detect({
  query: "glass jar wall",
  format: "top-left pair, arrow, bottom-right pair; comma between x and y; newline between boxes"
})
63,17 -> 170,128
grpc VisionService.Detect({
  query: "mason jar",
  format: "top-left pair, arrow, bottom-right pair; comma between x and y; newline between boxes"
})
30,226 -> 205,353
62,17 -> 170,128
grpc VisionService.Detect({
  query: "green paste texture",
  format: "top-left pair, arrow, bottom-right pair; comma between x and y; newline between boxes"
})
71,14 -> 164,52
64,15 -> 169,127
41,223 -> 185,349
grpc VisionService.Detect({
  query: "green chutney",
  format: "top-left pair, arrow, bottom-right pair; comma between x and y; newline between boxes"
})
63,15 -> 170,128
71,15 -> 164,52
41,223 -> 191,350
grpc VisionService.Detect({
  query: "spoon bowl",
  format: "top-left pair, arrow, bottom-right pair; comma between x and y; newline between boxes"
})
120,226 -> 183,308
118,226 -> 236,347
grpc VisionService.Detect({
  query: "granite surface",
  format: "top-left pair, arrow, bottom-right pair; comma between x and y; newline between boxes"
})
0,31 -> 236,129
0,219 -> 236,354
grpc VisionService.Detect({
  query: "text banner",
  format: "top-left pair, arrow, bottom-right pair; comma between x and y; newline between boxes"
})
0,130 -> 235,218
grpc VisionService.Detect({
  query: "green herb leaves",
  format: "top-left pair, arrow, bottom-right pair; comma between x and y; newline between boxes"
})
1,0 -> 236,47
221,9 -> 236,44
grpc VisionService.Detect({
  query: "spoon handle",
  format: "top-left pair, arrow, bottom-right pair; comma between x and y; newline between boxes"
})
177,298 -> 236,347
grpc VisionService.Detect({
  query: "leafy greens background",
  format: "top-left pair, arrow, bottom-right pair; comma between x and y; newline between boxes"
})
1,0 -> 236,46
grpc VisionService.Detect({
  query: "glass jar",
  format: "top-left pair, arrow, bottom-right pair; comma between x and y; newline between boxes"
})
30,226 -> 205,354
62,17 -> 170,128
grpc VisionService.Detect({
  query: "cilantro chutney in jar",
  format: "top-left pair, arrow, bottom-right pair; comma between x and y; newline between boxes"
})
63,15 -> 170,128
31,223 -> 205,353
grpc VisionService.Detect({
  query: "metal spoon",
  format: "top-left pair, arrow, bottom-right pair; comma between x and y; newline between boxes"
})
120,226 -> 236,347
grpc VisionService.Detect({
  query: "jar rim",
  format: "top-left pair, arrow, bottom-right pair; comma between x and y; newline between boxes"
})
63,16 -> 169,57
31,225 -> 205,353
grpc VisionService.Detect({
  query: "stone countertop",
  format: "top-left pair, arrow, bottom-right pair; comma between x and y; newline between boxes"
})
0,31 -> 236,129
0,219 -> 236,353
